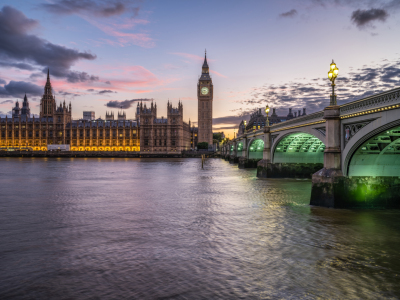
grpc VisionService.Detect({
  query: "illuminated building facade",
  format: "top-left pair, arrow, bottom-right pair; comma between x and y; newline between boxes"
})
138,101 -> 191,152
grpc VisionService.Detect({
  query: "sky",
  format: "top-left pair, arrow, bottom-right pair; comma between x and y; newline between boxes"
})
0,0 -> 399,138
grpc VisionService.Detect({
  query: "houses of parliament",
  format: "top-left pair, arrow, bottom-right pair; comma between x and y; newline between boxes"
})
0,53 -> 214,152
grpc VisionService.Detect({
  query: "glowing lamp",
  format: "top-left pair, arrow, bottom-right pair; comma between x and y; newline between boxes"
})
265,105 -> 270,115
328,72 -> 333,79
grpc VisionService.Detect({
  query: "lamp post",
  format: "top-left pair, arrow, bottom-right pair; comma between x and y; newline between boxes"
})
244,120 -> 247,133
265,104 -> 270,126
328,60 -> 339,106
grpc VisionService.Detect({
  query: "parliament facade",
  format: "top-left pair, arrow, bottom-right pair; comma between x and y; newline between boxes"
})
0,66 -> 199,152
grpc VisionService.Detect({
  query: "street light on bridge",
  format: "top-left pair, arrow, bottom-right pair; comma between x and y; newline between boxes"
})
244,120 -> 247,133
265,104 -> 270,126
328,60 -> 339,106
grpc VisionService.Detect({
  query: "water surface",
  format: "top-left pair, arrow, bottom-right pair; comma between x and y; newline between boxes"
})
1,158 -> 400,299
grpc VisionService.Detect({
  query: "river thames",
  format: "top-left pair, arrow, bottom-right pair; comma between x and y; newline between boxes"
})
1,157 -> 400,299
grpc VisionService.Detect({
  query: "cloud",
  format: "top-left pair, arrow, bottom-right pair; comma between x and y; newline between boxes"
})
98,89 -> 116,94
87,89 -> 116,94
59,91 -> 80,97
40,0 -> 134,17
105,81 -> 111,85
213,114 -> 250,126
210,70 -> 227,78
0,6 -> 98,82
0,80 -> 43,98
64,71 -> 99,83
239,57 -> 400,118
83,17 -> 154,48
0,61 -> 36,71
351,8 -> 388,28
105,98 -> 152,109
279,9 -> 298,18
0,78 -> 6,84
0,100 -> 13,104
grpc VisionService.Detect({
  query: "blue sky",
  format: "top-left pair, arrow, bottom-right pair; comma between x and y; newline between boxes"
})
0,0 -> 399,137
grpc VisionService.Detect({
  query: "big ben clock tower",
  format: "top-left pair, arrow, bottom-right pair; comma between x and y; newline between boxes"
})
197,51 -> 213,146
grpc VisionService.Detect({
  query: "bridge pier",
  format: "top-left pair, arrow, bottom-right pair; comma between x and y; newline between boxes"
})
230,140 -> 238,163
257,127 -> 271,176
310,106 -> 344,208
238,135 -> 250,168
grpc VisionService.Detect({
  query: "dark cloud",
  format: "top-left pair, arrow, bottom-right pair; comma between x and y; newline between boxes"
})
0,78 -> 5,84
105,81 -> 111,85
351,8 -> 388,28
213,114 -> 250,126
40,0 -> 138,17
59,91 -> 80,97
279,9 -> 297,18
98,89 -> 116,94
65,71 -> 99,83
0,61 -> 35,70
87,89 -> 116,94
0,6 -> 98,82
240,57 -> 400,118
0,100 -> 13,104
105,98 -> 152,109
0,80 -> 43,98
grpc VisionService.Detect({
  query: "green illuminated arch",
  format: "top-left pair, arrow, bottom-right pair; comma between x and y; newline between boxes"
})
237,142 -> 243,157
274,133 -> 324,164
348,125 -> 400,176
248,139 -> 264,160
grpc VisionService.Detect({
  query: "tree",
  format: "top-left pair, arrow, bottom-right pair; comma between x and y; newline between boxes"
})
197,142 -> 208,149
213,133 -> 222,142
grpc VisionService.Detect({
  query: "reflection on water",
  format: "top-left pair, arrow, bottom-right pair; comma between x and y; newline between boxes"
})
0,157 -> 400,299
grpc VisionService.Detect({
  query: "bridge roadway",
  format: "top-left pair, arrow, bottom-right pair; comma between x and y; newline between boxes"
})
222,87 -> 400,208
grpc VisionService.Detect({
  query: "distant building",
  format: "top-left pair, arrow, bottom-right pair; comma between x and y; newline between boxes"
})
190,126 -> 198,149
83,111 -> 95,121
105,111 -> 114,121
240,107 -> 307,133
118,111 -> 126,121
197,52 -> 213,146
138,101 -> 191,152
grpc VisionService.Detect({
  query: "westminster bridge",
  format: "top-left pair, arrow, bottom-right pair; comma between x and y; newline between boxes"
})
222,87 -> 400,208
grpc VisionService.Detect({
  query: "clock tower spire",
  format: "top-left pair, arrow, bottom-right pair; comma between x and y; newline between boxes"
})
197,50 -> 213,147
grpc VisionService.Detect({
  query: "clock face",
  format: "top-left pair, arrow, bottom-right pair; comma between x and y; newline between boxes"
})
201,87 -> 209,95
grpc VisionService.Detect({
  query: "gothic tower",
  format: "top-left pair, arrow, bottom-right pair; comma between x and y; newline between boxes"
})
21,94 -> 30,118
40,69 -> 56,118
197,51 -> 213,146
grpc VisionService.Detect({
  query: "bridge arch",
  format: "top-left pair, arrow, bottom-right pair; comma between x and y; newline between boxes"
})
272,132 -> 325,164
248,138 -> 264,160
345,120 -> 400,176
237,142 -> 243,157
230,144 -> 235,155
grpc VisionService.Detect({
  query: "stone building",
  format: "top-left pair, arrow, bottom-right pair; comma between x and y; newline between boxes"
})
138,101 -> 191,153
0,66 -> 194,153
197,52 -> 213,146
0,70 -> 139,151
240,107 -> 307,133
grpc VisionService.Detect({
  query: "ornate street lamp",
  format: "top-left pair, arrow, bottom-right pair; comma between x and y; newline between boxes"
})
265,104 -> 270,126
244,120 -> 247,133
328,60 -> 339,106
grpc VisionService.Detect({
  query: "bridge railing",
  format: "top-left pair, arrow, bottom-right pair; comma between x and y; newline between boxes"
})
339,87 -> 400,115
232,87 -> 400,143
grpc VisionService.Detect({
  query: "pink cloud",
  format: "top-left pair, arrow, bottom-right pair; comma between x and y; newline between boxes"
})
210,70 -> 227,78
84,17 -> 154,48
